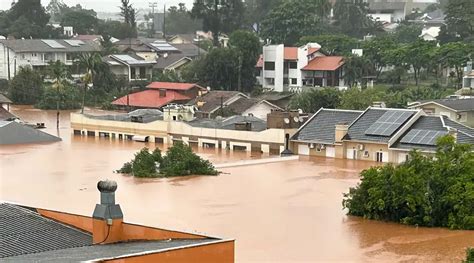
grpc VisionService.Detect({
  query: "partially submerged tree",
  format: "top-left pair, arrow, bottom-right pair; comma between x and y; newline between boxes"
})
8,67 -> 44,105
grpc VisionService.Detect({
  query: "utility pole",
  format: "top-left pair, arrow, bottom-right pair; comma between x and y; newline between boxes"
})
163,4 -> 166,39
149,2 -> 157,14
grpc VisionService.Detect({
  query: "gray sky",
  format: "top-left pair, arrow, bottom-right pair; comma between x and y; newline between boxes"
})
1,0 -> 194,12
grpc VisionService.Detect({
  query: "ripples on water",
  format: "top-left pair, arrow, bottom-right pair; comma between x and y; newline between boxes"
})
1,106 -> 473,262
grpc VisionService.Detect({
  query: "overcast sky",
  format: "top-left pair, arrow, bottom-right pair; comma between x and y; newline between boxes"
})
1,0 -> 194,12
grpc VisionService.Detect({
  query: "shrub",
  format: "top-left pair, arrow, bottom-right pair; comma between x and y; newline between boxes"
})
463,247 -> 474,263
36,83 -> 82,110
343,136 -> 474,230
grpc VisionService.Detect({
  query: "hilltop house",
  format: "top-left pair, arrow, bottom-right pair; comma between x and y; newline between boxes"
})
104,54 -> 156,82
112,82 -> 206,109
256,43 -> 346,92
0,39 -> 101,80
408,98 -> 474,128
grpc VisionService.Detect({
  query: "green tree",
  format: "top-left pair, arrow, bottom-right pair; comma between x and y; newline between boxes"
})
36,83 -> 81,110
343,136 -> 474,230
333,0 -> 378,38
47,60 -> 70,128
439,42 -> 473,88
60,10 -> 98,34
160,142 -> 218,176
75,53 -> 103,113
463,247 -> 474,263
298,34 -> 359,55
228,30 -> 261,91
362,36 -> 397,78
8,67 -> 44,105
288,88 -> 341,112
339,87 -> 383,110
120,0 -> 137,38
393,23 -> 423,43
165,3 -> 202,35
260,0 -> 331,45
441,0 -> 474,42
342,55 -> 373,88
191,0 -> 245,46
6,0 -> 50,38
404,40 -> 436,86
244,0 -> 281,33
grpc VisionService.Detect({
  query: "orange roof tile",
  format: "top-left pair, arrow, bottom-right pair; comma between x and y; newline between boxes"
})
284,47 -> 298,60
112,89 -> 190,108
146,82 -> 205,91
256,55 -> 263,68
302,56 -> 344,71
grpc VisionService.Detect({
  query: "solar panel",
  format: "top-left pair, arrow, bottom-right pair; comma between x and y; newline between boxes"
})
400,129 -> 447,145
64,40 -> 84,46
42,40 -> 65,49
149,42 -> 178,51
365,111 -> 413,136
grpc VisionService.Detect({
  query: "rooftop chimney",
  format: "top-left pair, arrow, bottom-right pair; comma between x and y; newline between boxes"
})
92,180 -> 123,244
335,123 -> 349,143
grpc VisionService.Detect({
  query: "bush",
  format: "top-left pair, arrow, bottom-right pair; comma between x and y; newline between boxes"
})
36,83 -> 81,110
464,247 -> 474,263
117,143 -> 218,178
9,67 -> 44,105
343,136 -> 474,230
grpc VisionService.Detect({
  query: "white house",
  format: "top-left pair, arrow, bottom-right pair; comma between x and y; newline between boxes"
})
420,26 -> 441,41
0,39 -> 101,80
104,54 -> 156,82
256,43 -> 345,92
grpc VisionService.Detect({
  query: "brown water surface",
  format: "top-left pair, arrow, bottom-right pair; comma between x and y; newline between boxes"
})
1,106 -> 473,262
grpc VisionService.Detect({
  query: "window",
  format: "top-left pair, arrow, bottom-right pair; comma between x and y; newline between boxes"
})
32,53 -> 37,57
363,151 -> 369,158
66,53 -> 74,61
289,62 -> 297,69
130,68 -> 136,79
264,62 -> 275,70
265,78 -> 275,85
291,78 -> 297,85
283,78 -> 289,85
139,67 -> 146,78
376,152 -> 384,162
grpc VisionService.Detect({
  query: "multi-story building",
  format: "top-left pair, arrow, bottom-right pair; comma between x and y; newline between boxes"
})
0,39 -> 101,80
256,43 -> 345,92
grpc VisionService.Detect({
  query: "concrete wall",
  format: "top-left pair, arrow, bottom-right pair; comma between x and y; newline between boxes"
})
262,44 -> 284,92
241,102 -> 276,121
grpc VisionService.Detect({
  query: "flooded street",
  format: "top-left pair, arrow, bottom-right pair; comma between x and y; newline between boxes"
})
1,106 -> 473,262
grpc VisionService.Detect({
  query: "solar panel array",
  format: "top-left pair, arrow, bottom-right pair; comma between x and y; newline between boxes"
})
64,40 -> 84,46
149,42 -> 178,51
41,40 -> 65,49
400,129 -> 447,145
365,111 -> 413,136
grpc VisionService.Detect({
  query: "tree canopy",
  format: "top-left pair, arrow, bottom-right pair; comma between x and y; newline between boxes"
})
343,136 -> 474,230
165,3 -> 202,35
8,67 -> 44,105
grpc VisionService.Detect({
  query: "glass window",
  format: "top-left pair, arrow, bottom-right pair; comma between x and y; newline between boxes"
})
291,78 -> 297,85
289,62 -> 297,69
264,62 -> 275,70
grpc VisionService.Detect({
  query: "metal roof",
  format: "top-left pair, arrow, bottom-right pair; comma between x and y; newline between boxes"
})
110,54 -> 156,66
0,203 -> 92,259
412,98 -> 474,112
0,39 -> 101,53
292,108 -> 363,144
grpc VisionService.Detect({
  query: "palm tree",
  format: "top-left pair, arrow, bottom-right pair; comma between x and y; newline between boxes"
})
47,60 -> 70,129
75,53 -> 103,113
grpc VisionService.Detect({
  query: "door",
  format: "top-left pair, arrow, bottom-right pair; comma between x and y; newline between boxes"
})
326,146 -> 335,158
298,144 -> 310,155
347,148 -> 357,160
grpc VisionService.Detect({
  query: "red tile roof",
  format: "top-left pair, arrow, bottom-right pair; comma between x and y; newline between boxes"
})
308,47 -> 320,55
302,56 -> 344,71
256,55 -> 263,68
284,47 -> 298,60
146,82 -> 205,91
112,89 -> 190,108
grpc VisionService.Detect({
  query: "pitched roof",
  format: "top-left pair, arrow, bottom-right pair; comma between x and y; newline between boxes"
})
112,89 -> 190,108
292,108 -> 363,144
191,90 -> 244,113
302,56 -> 344,71
0,107 -> 16,121
0,39 -> 101,53
344,108 -> 418,143
0,94 -> 12,104
308,47 -> 320,55
146,82 -> 205,91
0,203 -> 92,258
284,47 -> 298,60
171,43 -> 207,57
108,54 -> 156,66
0,121 -> 61,145
226,98 -> 281,115
73,35 -> 102,41
393,115 -> 474,151
412,98 -> 474,112
154,53 -> 191,70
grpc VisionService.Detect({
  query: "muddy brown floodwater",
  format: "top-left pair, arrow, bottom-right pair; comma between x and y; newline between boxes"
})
1,106 -> 473,262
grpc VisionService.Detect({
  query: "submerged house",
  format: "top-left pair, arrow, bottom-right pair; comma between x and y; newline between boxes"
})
0,121 -> 61,145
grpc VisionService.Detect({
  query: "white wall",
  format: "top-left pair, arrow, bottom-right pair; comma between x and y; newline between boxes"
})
262,44 -> 284,92
242,102 -> 276,121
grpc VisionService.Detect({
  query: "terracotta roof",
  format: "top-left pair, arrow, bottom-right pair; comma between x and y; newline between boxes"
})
302,56 -> 344,71
308,47 -> 320,55
112,89 -> 190,108
146,82 -> 205,91
284,47 -> 298,60
256,55 -> 263,68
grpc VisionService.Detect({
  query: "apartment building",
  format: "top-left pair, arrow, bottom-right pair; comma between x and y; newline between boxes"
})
256,43 -> 345,92
0,39 -> 101,80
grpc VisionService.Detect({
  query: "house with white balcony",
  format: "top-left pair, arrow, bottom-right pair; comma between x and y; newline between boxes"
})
104,54 -> 156,82
256,43 -> 346,92
0,39 -> 101,80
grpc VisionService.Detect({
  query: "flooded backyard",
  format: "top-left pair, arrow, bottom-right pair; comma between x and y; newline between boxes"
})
1,106 -> 473,262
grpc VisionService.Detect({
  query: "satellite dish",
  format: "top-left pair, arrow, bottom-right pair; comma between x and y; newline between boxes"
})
298,109 -> 303,114
299,117 -> 305,122
207,86 -> 211,91
293,116 -> 299,122
284,118 -> 290,124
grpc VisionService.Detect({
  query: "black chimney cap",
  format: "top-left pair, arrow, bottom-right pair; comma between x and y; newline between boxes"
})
97,180 -> 118,193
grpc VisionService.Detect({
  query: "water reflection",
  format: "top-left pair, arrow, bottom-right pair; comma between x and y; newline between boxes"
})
1,106 -> 472,262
